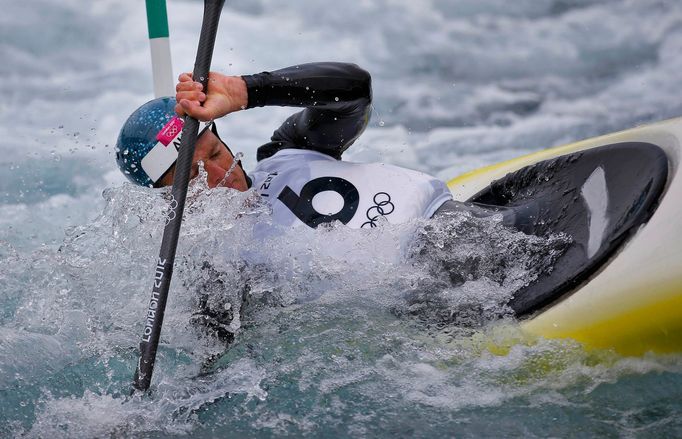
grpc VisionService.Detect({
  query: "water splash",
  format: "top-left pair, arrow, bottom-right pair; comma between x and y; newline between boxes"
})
0,179 -> 570,434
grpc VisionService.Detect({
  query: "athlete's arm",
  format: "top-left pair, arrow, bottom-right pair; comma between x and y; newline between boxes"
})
242,62 -> 372,160
175,62 -> 372,160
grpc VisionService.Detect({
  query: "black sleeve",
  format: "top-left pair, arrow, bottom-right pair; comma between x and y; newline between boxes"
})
241,62 -> 372,161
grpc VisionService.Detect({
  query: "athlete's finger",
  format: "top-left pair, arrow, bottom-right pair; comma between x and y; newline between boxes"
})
176,80 -> 203,93
178,72 -> 193,82
174,103 -> 186,117
175,90 -> 206,102
178,100 -> 203,113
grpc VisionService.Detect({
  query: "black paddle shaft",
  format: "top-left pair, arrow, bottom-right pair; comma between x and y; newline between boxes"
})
133,0 -> 226,392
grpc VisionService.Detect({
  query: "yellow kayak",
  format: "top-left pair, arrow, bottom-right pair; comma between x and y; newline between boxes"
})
447,117 -> 682,355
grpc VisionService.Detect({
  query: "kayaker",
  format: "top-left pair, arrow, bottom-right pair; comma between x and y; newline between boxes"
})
116,62 -> 477,229
116,61 -> 562,341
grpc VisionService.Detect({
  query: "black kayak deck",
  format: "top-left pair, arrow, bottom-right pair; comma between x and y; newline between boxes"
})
467,142 -> 669,317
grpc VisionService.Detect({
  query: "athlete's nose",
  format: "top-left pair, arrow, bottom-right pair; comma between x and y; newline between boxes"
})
204,160 -> 227,188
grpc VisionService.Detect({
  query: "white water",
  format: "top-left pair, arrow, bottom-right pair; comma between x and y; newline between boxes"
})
2,0 -> 682,437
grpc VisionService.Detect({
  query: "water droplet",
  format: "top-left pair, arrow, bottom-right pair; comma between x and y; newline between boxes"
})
334,97 -> 339,101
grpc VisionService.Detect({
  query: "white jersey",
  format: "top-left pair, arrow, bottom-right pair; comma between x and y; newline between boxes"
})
249,149 -> 452,229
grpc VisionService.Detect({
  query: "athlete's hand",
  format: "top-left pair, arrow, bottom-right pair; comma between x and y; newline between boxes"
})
174,72 -> 248,121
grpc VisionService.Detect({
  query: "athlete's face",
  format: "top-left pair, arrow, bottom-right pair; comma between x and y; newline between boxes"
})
157,130 -> 248,191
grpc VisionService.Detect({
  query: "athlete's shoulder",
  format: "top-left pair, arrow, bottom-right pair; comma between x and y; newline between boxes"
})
253,148 -> 335,171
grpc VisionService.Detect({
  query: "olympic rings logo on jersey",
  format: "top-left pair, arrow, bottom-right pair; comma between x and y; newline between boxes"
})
361,192 -> 394,228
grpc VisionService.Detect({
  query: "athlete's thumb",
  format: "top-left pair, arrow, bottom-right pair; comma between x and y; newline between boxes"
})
179,99 -> 211,122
